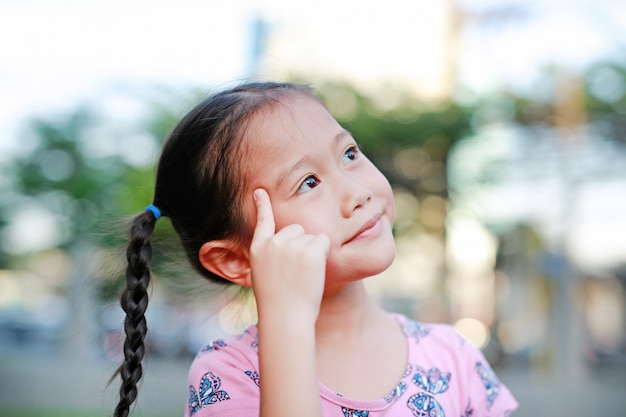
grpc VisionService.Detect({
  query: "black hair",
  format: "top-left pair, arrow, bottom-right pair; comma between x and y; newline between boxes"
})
112,81 -> 314,417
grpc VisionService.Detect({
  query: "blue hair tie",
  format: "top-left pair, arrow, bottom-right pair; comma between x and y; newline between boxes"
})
145,204 -> 161,220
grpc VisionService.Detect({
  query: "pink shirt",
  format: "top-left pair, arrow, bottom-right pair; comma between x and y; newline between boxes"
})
185,314 -> 519,416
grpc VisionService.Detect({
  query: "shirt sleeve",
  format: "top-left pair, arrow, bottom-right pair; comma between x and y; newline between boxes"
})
184,339 -> 261,417
464,343 -> 519,416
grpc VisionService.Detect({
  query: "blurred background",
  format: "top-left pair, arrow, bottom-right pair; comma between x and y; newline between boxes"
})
1,0 -> 625,416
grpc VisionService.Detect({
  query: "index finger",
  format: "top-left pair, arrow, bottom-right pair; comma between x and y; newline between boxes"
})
252,188 -> 276,239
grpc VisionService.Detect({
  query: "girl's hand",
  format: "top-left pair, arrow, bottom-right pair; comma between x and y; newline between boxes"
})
252,188 -> 326,416
250,188 -> 330,322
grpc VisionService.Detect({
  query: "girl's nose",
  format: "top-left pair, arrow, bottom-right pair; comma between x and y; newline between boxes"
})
341,181 -> 372,218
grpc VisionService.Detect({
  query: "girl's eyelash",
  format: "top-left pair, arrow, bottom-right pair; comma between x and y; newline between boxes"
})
296,174 -> 320,193
344,145 -> 360,161
295,144 -> 360,194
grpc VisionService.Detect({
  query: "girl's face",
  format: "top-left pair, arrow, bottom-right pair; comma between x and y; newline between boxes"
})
242,93 -> 396,288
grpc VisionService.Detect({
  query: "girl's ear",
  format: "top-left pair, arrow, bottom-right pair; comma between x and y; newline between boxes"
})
198,240 -> 251,287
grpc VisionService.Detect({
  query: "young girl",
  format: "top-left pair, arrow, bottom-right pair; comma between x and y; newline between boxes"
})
113,82 -> 518,417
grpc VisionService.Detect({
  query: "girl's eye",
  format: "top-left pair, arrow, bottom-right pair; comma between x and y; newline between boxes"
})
343,146 -> 359,164
297,175 -> 320,193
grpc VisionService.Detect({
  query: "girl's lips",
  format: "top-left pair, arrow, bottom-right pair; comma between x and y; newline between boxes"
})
345,214 -> 383,244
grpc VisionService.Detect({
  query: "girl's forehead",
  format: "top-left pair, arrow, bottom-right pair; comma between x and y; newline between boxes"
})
246,93 -> 335,148
238,93 -> 338,180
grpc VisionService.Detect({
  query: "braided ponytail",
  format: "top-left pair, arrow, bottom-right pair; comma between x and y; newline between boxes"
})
113,209 -> 158,417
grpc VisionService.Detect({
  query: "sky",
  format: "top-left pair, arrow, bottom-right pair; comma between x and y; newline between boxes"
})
1,0 -> 626,268
1,0 -> 624,146
0,0 -> 253,158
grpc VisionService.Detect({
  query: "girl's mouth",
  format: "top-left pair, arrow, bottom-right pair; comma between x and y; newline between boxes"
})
345,214 -> 383,244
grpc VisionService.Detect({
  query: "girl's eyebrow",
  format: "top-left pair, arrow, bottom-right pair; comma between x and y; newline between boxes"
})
274,130 -> 352,190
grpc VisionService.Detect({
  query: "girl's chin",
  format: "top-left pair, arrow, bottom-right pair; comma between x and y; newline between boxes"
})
330,252 -> 396,283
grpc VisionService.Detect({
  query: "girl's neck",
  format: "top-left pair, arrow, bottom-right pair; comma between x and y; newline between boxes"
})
314,281 -> 408,400
315,281 -> 387,340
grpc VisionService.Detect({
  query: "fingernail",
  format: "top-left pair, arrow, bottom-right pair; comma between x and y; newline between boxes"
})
253,189 -> 262,201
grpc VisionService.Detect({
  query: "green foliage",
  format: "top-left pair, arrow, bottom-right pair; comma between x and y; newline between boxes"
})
315,81 -> 474,197
8,108 -> 146,248
2,93 -> 188,299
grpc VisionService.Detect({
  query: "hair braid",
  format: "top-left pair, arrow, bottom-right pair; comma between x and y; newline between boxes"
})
113,210 -> 156,417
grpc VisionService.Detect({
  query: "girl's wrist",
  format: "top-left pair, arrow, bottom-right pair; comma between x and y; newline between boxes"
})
256,303 -> 318,330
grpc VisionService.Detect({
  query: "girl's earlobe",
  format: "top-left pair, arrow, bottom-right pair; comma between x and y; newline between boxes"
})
198,241 -> 252,287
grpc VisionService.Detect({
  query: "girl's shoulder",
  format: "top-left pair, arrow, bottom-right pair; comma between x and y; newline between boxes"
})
185,325 -> 262,416
392,313 -> 465,347
392,313 -> 488,368
191,324 -> 260,364
391,314 -> 519,415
